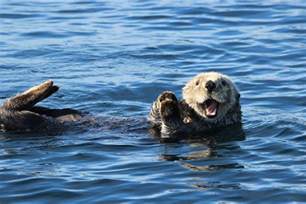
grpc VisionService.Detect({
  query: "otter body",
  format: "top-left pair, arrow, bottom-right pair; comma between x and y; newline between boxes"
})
0,72 -> 241,140
148,72 -> 242,139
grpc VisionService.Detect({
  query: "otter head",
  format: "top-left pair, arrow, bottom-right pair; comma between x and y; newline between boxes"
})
182,72 -> 240,122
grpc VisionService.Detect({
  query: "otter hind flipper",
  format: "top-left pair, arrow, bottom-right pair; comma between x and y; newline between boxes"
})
30,106 -> 82,122
2,80 -> 59,111
30,106 -> 81,117
40,84 -> 59,102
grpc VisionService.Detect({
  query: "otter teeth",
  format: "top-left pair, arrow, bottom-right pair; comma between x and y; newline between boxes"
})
204,99 -> 218,117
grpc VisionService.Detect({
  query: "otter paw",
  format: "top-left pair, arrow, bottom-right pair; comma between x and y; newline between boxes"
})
158,91 -> 178,104
160,100 -> 180,123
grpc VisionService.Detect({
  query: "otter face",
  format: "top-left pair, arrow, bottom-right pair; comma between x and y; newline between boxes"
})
182,72 -> 240,122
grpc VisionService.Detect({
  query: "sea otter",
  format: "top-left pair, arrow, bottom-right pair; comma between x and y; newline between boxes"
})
0,72 -> 241,141
148,72 -> 241,139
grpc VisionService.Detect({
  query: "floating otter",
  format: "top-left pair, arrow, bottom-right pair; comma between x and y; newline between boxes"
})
0,72 -> 241,142
148,72 -> 241,139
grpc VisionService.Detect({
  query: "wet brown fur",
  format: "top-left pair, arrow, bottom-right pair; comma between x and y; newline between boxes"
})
0,80 -> 82,132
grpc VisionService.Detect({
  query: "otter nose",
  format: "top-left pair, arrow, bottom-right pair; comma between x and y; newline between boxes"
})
205,80 -> 216,93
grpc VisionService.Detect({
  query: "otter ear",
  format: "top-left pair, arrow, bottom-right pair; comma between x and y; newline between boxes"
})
182,81 -> 193,100
195,80 -> 200,86
236,93 -> 240,101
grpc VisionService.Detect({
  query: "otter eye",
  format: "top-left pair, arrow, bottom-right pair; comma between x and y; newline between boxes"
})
221,79 -> 227,86
195,80 -> 200,86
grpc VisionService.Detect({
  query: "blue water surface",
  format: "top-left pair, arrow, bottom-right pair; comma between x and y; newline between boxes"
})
0,0 -> 306,203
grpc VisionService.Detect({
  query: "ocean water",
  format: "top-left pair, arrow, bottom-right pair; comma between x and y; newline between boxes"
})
0,0 -> 306,203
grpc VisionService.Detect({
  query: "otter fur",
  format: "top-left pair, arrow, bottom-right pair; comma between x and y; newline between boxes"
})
0,80 -> 82,132
0,80 -> 147,134
148,72 -> 241,139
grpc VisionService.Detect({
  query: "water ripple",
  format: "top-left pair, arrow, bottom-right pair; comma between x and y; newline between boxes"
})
0,0 -> 306,203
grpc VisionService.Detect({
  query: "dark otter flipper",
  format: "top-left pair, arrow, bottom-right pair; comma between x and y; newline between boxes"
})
30,106 -> 82,122
2,80 -> 59,111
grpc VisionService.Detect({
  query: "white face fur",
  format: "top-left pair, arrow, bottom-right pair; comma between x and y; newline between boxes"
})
182,72 -> 239,122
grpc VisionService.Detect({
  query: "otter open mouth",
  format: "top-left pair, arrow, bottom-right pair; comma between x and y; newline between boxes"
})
200,99 -> 219,118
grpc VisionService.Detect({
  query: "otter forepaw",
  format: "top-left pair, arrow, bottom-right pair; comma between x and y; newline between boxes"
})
148,91 -> 180,135
158,91 -> 178,104
160,100 -> 180,123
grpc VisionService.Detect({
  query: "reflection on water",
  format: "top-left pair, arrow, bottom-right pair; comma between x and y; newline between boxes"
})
161,126 -> 245,170
193,182 -> 241,190
159,127 -> 245,193
182,162 -> 244,171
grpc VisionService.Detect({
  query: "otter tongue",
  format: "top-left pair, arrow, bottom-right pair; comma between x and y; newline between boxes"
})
206,101 -> 217,116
